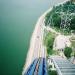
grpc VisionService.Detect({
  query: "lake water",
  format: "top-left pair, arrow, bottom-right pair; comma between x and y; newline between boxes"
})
0,0 -> 65,75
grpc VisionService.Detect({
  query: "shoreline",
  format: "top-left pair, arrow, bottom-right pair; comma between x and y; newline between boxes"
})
22,0 -> 68,74
22,8 -> 52,75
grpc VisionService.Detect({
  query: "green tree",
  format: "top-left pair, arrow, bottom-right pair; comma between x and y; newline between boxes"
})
64,47 -> 72,58
70,16 -> 75,30
52,13 -> 61,28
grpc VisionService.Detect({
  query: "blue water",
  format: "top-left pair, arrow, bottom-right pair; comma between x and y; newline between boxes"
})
0,0 -> 65,75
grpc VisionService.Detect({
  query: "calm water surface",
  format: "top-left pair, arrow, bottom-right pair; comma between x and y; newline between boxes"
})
0,0 -> 65,75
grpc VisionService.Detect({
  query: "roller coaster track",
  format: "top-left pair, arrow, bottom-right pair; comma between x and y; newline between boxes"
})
24,58 -> 48,75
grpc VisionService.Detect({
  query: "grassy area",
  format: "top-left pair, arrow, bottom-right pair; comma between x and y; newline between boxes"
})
70,36 -> 75,48
71,41 -> 75,48
70,36 -> 75,57
44,31 -> 56,55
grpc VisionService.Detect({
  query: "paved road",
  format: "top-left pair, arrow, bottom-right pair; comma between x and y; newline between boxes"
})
32,15 -> 45,60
